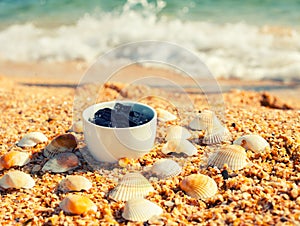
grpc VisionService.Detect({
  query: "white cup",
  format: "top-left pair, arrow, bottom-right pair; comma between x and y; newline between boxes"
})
82,101 -> 157,163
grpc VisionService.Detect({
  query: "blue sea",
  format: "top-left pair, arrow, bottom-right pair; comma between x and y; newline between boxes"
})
0,0 -> 300,81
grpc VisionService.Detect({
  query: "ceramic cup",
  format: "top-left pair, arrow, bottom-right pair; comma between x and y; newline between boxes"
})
82,101 -> 157,163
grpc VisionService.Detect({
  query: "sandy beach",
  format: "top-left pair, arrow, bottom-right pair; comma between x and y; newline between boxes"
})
0,61 -> 299,225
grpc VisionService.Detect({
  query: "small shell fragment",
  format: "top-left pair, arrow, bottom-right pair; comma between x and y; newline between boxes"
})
0,170 -> 35,189
188,115 -> 207,131
17,132 -> 48,147
151,159 -> 182,179
156,108 -> 177,122
43,134 -> 77,157
122,198 -> 163,222
42,152 -> 79,173
162,139 -> 197,156
165,126 -> 191,141
70,121 -> 83,133
59,175 -> 92,192
207,145 -> 248,170
0,151 -> 30,170
180,174 -> 217,199
109,172 -> 154,201
233,134 -> 270,152
59,194 -> 97,215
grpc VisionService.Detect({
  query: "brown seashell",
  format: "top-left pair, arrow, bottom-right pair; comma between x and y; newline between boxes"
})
43,134 -> 77,157
59,194 -> 97,215
207,145 -> 248,170
180,174 -> 217,199
233,134 -> 270,152
42,152 -> 79,173
0,151 -> 30,170
59,175 -> 92,192
0,170 -> 35,189
17,132 -> 48,147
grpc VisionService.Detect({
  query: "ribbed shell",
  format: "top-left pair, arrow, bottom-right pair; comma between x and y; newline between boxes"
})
59,194 -> 97,215
0,151 -> 30,170
207,145 -> 248,170
0,170 -> 35,189
43,133 -> 77,157
188,116 -> 207,131
109,172 -> 154,201
180,174 -> 217,199
165,126 -> 191,141
156,108 -> 177,122
59,175 -> 92,192
42,152 -> 79,173
162,139 -> 197,156
122,198 -> 163,222
17,132 -> 48,147
151,159 -> 182,179
233,134 -> 270,152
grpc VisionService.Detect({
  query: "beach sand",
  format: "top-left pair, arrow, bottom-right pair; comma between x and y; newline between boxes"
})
0,62 -> 299,225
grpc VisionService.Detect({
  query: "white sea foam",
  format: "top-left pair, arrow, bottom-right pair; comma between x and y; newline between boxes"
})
0,10 -> 299,81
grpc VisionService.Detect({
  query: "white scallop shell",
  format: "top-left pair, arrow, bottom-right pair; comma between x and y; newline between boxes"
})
233,134 -> 270,152
17,132 -> 48,147
59,175 -> 92,192
151,159 -> 182,179
59,194 -> 97,215
109,172 -> 154,201
122,198 -> 163,222
0,170 -> 35,189
162,139 -> 197,156
188,116 -> 207,131
165,125 -> 191,141
203,126 -> 231,145
0,151 -> 30,170
156,108 -> 177,122
42,152 -> 79,173
43,134 -> 77,157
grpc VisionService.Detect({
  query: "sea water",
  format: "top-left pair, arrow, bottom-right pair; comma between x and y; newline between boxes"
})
0,0 -> 299,81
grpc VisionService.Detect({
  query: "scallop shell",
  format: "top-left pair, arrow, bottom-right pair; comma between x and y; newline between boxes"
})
151,159 -> 182,179
59,194 -> 97,215
180,174 -> 217,199
59,175 -> 92,192
165,125 -> 191,141
43,134 -> 77,157
156,108 -> 177,122
42,152 -> 79,173
0,170 -> 35,189
0,151 -> 30,170
122,198 -> 163,222
17,132 -> 48,147
109,172 -> 154,201
162,139 -> 197,156
233,134 -> 270,152
207,145 -> 248,170
188,116 -> 207,131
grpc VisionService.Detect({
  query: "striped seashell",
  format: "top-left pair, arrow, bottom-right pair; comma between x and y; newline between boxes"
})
162,139 -> 197,156
59,194 -> 97,215
43,134 -> 77,157
180,174 -> 217,199
17,132 -> 48,147
188,115 -> 207,131
0,150 -> 30,170
151,159 -> 182,179
0,170 -> 35,189
233,134 -> 270,152
122,198 -> 163,222
165,125 -> 191,141
42,152 -> 79,173
59,175 -> 92,192
207,145 -> 248,170
109,172 -> 154,201
156,108 -> 177,122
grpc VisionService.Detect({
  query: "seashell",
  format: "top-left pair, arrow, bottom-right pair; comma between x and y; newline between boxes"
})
151,159 -> 182,179
156,108 -> 177,122
162,139 -> 197,156
42,152 -> 79,173
17,132 -> 48,147
0,150 -> 30,170
233,134 -> 270,152
0,170 -> 35,189
59,194 -> 97,215
43,134 -> 77,157
165,125 -> 191,141
122,198 -> 163,222
59,175 -> 92,192
70,121 -> 83,133
109,172 -> 154,201
207,145 -> 248,170
203,126 -> 231,145
180,174 -> 217,199
188,116 -> 207,131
